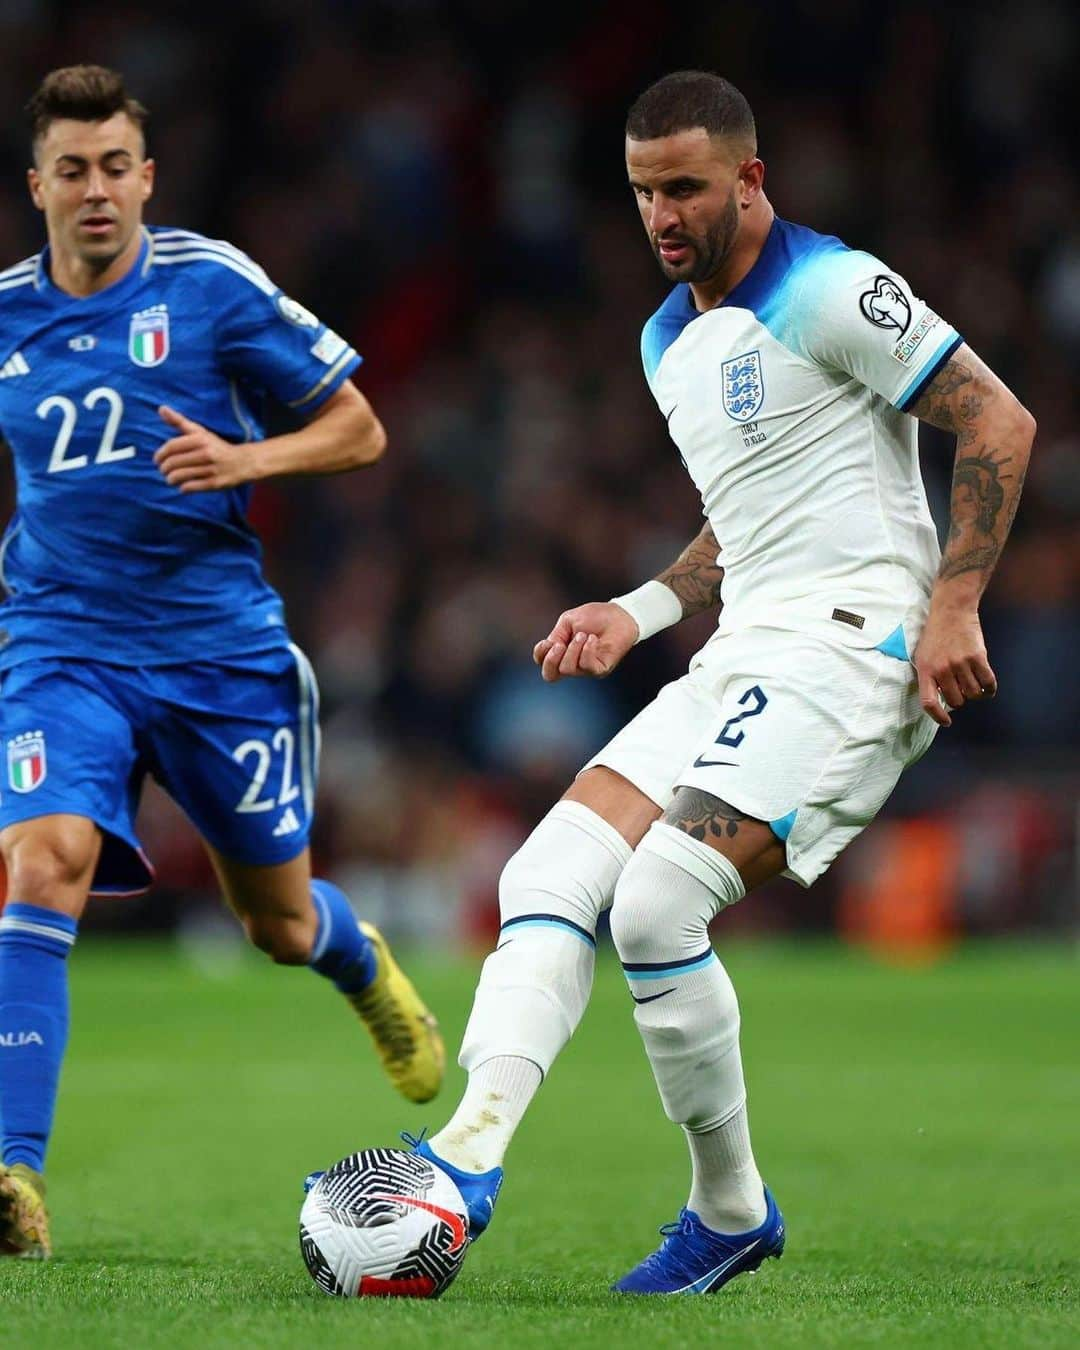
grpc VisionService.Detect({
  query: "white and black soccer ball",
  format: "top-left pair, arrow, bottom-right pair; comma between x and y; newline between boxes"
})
299,1148 -> 469,1299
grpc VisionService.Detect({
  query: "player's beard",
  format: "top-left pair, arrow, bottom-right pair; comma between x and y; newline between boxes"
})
653,189 -> 740,285
77,241 -> 126,273
66,211 -> 133,275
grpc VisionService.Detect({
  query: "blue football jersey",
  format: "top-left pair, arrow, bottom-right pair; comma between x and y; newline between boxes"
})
0,226 -> 361,669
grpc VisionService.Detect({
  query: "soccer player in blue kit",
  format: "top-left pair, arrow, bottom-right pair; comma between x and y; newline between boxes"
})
0,65 -> 444,1258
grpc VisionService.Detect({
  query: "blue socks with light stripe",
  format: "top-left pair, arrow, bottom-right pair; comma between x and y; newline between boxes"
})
307,879 -> 376,995
0,903 -> 78,1171
0,885 -> 374,1175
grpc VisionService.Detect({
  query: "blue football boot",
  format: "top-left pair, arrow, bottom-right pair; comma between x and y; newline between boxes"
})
613,1186 -> 785,1295
402,1131 -> 503,1241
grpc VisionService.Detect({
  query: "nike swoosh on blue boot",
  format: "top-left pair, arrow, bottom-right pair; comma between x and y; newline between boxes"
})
613,1186 -> 785,1294
402,1133 -> 503,1241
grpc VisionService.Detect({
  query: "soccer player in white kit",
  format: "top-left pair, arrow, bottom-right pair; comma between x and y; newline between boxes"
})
406,71 -> 1036,1293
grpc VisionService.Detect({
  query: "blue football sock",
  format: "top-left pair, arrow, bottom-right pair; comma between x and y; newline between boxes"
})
307,880 -> 376,995
0,903 -> 78,1172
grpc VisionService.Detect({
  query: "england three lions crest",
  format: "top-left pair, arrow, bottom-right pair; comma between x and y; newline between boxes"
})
129,304 -> 170,368
8,730 -> 46,793
722,350 -> 764,422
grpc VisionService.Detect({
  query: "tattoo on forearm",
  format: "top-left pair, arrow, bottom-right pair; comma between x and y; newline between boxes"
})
910,354 -> 1030,588
666,788 -> 750,842
656,524 -> 725,617
938,451 -> 1026,583
910,356 -> 983,446
950,454 -> 1007,535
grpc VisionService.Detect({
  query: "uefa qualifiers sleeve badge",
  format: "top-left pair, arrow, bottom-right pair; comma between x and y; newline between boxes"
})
276,295 -> 320,328
129,304 -> 170,367
858,277 -> 911,336
8,730 -> 46,793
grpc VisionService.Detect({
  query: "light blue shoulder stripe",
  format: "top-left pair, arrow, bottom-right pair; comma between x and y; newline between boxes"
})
752,240 -> 853,359
640,221 -> 851,382
641,285 -> 697,385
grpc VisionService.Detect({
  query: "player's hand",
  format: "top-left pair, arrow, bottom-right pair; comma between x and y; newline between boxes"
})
912,602 -> 997,728
532,602 -> 640,683
154,406 -> 259,492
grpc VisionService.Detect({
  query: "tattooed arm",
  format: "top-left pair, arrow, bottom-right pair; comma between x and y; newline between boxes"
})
533,521 -> 723,683
654,521 -> 725,618
909,343 -> 1036,726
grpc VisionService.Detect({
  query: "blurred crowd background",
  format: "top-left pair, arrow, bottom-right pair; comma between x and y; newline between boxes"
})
0,0 -> 1077,952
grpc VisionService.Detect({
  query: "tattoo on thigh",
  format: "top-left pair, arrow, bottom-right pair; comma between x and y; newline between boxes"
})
666,788 -> 751,842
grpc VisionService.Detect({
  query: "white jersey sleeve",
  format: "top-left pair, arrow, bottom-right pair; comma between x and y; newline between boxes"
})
782,249 -> 962,412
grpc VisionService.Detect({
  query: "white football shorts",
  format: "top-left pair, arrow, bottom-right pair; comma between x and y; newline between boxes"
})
580,626 -> 937,886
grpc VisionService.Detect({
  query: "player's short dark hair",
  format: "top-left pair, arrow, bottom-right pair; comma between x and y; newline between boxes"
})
626,71 -> 756,152
27,65 -> 148,157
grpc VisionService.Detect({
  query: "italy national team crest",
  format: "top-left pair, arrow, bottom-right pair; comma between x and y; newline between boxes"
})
8,731 -> 46,793
722,350 -> 764,422
129,304 -> 170,367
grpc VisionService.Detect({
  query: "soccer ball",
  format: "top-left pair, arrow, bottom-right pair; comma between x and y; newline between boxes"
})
299,1148 -> 469,1299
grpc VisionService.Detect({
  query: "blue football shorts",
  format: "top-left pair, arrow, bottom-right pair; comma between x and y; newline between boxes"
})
0,644 -> 320,895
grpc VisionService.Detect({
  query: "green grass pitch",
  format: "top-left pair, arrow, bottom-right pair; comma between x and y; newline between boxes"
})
2,937 -> 1077,1348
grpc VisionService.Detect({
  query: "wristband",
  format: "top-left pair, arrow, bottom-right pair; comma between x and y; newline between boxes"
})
609,580 -> 683,644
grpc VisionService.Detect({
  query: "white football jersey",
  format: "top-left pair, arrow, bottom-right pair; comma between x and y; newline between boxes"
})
642,217 -> 961,659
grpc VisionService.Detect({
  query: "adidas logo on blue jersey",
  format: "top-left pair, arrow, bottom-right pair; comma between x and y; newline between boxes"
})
0,352 -> 29,379
273,807 -> 301,837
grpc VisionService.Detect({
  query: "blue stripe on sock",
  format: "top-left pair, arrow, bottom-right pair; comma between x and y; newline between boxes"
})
500,914 -> 596,948
622,948 -> 717,981
0,905 -> 77,1170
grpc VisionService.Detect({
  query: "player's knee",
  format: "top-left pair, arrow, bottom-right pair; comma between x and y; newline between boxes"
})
243,913 -> 314,965
608,849 -> 695,965
498,829 -> 605,933
497,844 -> 545,920
2,828 -> 96,908
610,828 -> 740,964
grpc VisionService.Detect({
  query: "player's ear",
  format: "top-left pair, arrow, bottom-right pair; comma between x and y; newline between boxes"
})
141,157 -> 155,204
737,157 -> 764,208
27,166 -> 45,212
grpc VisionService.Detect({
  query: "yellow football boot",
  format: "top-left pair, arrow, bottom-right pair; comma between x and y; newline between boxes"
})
0,1162 -> 51,1260
348,923 -> 445,1103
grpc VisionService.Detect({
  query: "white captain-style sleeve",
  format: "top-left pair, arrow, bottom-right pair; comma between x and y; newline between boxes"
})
791,248 -> 963,412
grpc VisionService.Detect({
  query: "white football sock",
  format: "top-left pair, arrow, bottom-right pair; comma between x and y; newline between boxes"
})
609,822 -> 766,1232
686,1106 -> 767,1233
433,801 -> 632,1173
428,1056 -> 541,1174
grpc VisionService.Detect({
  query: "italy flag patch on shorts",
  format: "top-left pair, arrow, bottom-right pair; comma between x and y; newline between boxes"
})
8,731 -> 46,793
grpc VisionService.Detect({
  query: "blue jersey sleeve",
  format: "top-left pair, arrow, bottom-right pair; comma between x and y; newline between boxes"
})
210,253 -> 362,412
